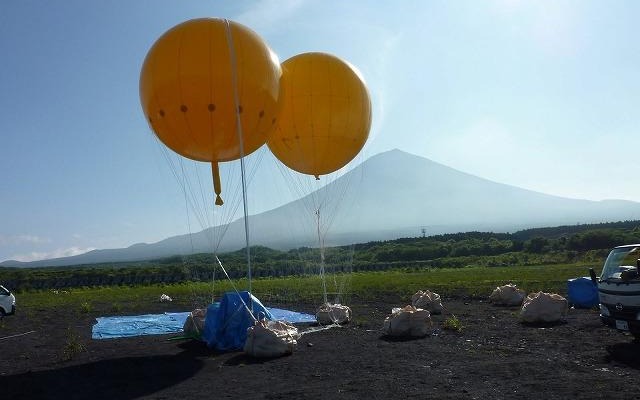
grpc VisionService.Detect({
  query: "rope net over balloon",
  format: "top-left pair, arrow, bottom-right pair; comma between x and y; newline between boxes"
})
269,157 -> 362,308
267,52 -> 371,311
151,141 -> 270,308
140,18 -> 281,306
140,19 -> 372,317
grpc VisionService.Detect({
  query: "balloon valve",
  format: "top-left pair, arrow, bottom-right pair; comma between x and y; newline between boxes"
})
215,195 -> 224,206
314,175 -> 320,180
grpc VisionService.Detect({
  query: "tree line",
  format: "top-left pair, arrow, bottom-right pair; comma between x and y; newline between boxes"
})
2,220 -> 640,291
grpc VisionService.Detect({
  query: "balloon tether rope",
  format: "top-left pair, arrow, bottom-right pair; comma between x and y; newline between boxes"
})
225,19 -> 253,302
316,207 -> 328,305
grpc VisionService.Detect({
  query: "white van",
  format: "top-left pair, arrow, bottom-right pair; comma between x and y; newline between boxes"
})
0,285 -> 16,317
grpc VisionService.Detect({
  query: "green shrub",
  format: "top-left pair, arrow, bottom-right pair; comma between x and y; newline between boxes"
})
443,315 -> 463,332
61,328 -> 86,361
79,301 -> 92,313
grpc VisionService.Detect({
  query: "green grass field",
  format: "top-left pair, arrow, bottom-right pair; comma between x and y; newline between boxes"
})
14,263 -> 597,314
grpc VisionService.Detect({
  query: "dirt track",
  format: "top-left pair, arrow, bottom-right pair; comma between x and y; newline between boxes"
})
2,297 -> 640,400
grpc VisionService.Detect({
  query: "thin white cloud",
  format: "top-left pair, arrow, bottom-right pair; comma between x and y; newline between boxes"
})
529,2 -> 583,57
17,235 -> 50,244
491,0 -> 526,15
366,30 -> 402,146
235,0 -> 306,34
0,234 -> 51,246
426,116 -> 547,191
433,117 -> 518,166
10,246 -> 96,263
490,0 -> 585,57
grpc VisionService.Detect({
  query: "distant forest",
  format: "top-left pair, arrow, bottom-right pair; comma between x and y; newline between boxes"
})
2,220 -> 640,291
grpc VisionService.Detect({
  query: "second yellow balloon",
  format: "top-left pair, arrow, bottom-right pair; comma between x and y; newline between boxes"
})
268,52 -> 372,178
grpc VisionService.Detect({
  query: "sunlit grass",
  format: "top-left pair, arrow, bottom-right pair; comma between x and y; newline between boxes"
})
16,263 -> 594,313
348,263 -> 595,301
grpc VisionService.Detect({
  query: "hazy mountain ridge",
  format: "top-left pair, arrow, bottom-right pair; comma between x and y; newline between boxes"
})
4,149 -> 640,268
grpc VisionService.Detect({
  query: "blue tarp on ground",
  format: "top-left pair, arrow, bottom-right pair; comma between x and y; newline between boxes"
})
92,294 -> 315,340
269,307 -> 316,323
567,276 -> 599,308
92,312 -> 189,339
202,291 -> 272,351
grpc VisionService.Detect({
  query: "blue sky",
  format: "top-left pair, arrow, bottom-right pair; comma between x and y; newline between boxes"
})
1,0 -> 639,262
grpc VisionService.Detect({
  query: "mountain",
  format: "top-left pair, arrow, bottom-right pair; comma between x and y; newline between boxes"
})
4,149 -> 640,267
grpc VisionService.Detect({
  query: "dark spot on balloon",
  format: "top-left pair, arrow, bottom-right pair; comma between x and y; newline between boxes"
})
208,104 -> 215,112
272,118 -> 276,124
259,110 -> 264,118
238,105 -> 243,114
149,117 -> 153,123
181,105 -> 188,112
159,110 -> 165,117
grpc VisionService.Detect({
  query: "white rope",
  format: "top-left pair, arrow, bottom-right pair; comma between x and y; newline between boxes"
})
298,323 -> 342,336
0,330 -> 35,341
215,255 -> 257,323
270,152 -> 361,304
224,19 -> 252,297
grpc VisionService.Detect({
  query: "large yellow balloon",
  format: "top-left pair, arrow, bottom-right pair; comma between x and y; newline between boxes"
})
268,52 -> 372,178
140,18 -> 282,204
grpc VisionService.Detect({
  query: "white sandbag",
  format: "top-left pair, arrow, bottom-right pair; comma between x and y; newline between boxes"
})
244,320 -> 299,358
489,284 -> 526,306
383,305 -> 432,337
182,308 -> 206,337
411,290 -> 444,314
520,291 -> 568,323
316,303 -> 351,325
